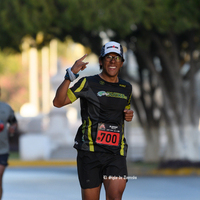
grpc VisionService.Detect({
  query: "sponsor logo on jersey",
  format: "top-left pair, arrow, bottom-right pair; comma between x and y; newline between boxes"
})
99,123 -> 106,130
119,84 -> 126,88
97,91 -> 109,97
99,81 -> 105,85
109,125 -> 118,130
97,91 -> 127,99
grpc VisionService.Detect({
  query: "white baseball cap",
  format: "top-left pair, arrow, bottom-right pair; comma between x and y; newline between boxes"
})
100,41 -> 125,61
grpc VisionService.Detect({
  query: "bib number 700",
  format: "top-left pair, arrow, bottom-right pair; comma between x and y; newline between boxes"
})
96,130 -> 120,146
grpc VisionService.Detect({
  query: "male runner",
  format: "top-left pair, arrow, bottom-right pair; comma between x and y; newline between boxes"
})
53,41 -> 134,200
0,88 -> 17,199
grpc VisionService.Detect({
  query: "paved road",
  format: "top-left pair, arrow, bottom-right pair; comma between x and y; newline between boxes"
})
3,167 -> 200,200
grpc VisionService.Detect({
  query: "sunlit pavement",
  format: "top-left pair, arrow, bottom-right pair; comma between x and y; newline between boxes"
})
3,167 -> 200,200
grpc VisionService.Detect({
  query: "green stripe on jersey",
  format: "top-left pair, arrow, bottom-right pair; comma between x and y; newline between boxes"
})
120,124 -> 125,156
88,117 -> 94,152
125,94 -> 131,110
67,89 -> 77,103
75,78 -> 86,93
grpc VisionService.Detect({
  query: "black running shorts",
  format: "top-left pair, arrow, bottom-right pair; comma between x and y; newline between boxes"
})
0,153 -> 9,166
77,150 -> 128,189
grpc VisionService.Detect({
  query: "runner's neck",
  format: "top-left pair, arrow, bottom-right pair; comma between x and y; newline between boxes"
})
98,73 -> 119,83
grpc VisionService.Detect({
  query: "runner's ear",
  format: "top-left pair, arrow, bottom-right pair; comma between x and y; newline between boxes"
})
99,57 -> 103,65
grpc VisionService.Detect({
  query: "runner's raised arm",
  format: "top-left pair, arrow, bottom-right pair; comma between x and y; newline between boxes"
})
53,54 -> 88,107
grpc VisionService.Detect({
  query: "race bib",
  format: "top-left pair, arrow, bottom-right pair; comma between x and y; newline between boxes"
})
96,123 -> 121,146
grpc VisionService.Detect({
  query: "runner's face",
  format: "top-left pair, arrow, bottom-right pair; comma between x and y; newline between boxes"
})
100,53 -> 123,80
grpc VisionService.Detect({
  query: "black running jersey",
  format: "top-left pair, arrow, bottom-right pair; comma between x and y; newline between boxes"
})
67,75 -> 132,156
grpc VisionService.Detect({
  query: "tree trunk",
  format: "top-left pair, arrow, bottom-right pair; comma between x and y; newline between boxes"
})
163,125 -> 200,161
182,125 -> 200,161
124,36 -> 200,162
143,126 -> 160,162
163,125 -> 185,160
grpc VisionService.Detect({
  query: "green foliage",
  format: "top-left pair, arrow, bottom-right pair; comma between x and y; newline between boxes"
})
0,0 -> 56,50
0,50 -> 21,74
0,0 -> 200,50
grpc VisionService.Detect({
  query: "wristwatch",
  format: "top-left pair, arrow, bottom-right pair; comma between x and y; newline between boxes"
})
64,68 -> 79,81
64,70 -> 70,80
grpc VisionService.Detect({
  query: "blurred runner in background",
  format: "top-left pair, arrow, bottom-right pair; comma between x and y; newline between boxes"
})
0,87 -> 17,200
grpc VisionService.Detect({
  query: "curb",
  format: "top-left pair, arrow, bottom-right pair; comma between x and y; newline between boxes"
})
8,159 -> 77,167
150,168 -> 200,176
8,160 -> 200,176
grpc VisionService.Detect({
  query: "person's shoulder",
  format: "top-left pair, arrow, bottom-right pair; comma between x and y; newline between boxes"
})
119,78 -> 132,88
73,75 -> 98,86
0,101 -> 13,110
0,101 -> 11,107
81,74 -> 99,82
